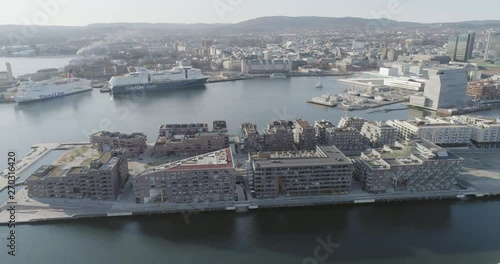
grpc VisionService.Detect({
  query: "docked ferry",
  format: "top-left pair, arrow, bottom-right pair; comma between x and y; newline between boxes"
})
12,73 -> 91,103
109,60 -> 209,94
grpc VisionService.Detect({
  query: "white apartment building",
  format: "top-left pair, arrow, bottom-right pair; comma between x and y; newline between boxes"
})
387,117 -> 474,146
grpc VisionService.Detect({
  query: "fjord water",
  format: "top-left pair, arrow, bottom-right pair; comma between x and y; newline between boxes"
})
0,73 -> 500,263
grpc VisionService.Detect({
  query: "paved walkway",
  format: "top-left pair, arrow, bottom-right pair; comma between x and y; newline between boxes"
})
0,143 -> 60,191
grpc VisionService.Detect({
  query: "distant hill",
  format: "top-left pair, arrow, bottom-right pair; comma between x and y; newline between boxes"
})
224,16 -> 423,32
2,16 -> 500,45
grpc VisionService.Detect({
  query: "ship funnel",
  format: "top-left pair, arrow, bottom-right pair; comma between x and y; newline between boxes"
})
5,62 -> 13,82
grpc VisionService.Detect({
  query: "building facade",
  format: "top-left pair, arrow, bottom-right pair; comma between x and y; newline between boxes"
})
134,148 -> 237,204
325,127 -> 369,153
360,121 -> 397,148
262,120 -> 296,151
90,131 -> 147,158
447,33 -> 475,62
153,122 -> 229,157
467,79 -> 500,100
249,146 -> 353,198
383,78 -> 425,91
293,119 -> 316,150
240,123 -> 263,152
241,59 -> 292,74
314,119 -> 335,144
409,67 -> 470,110
27,152 -> 129,200
453,115 -> 500,148
387,117 -> 474,146
338,116 -> 367,131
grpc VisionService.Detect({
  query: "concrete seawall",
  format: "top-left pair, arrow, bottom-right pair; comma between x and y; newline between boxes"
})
0,187 -> 496,225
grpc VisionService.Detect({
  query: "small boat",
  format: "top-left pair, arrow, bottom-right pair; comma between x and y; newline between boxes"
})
315,77 -> 323,88
90,80 -> 106,88
270,73 -> 287,78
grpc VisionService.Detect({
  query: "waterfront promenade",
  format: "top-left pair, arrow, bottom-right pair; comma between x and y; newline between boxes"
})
0,143 -> 59,192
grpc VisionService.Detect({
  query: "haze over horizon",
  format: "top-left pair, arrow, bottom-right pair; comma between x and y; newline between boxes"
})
1,0 -> 500,26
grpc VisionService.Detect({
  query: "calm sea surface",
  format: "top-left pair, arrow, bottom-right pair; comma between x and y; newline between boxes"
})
0,59 -> 499,264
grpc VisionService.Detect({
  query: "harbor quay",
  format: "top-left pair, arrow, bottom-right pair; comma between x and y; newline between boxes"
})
0,185 -> 484,225
0,143 -> 60,192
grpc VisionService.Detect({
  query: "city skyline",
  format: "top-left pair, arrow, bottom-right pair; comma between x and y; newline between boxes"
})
2,0 -> 500,26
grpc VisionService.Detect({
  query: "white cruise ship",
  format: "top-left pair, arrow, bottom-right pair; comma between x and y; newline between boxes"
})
109,60 -> 209,94
13,76 -> 91,103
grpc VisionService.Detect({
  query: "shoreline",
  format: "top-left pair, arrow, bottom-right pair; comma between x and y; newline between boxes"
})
0,186 -> 497,225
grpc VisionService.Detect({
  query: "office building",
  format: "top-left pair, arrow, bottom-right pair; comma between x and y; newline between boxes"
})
27,152 -> 129,200
360,121 -> 397,148
484,32 -> 500,61
293,119 -> 316,150
409,67 -> 470,110
249,146 -> 353,198
447,33 -> 475,62
90,131 -> 147,158
134,148 -> 237,204
354,139 -> 463,193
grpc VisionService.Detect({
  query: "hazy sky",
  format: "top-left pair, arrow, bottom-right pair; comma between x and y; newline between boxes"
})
1,0 -> 499,26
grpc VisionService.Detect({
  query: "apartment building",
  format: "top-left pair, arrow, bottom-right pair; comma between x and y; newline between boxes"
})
387,117 -> 474,146
354,139 -> 463,193
262,120 -> 296,151
325,127 -> 369,154
153,122 -> 229,157
90,131 -> 147,158
248,145 -> 353,198
240,123 -> 263,152
314,119 -> 335,144
338,116 -> 368,131
453,115 -> 500,148
293,119 -> 316,150
467,79 -> 500,100
360,121 -> 397,148
27,152 -> 129,200
133,148 -> 237,204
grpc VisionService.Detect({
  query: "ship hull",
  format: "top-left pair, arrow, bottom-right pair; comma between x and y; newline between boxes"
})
14,87 -> 92,103
111,78 -> 209,94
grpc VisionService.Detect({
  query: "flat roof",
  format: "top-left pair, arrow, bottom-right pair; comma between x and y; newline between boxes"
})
98,152 -> 113,164
251,145 -> 352,168
140,148 -> 234,175
295,119 -> 312,129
